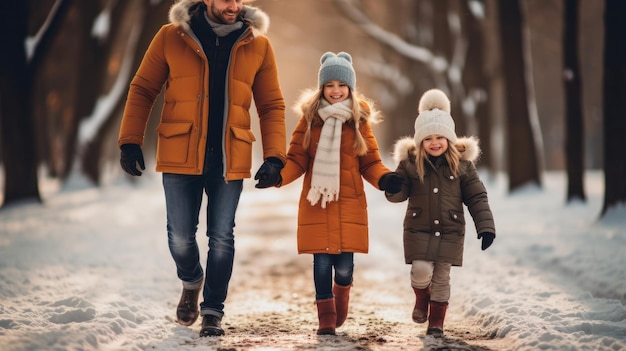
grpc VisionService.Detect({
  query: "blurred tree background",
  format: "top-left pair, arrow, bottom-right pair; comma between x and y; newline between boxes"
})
1,0 -> 624,217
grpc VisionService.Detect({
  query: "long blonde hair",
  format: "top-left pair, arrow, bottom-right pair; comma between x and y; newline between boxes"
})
294,87 -> 381,156
415,139 -> 462,183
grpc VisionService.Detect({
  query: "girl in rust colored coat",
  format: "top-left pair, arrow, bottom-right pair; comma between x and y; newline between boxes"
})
386,89 -> 496,338
278,52 -> 403,335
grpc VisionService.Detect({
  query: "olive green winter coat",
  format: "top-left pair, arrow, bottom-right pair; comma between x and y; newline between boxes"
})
386,136 -> 496,266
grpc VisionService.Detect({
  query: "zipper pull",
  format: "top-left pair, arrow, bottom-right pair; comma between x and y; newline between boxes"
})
216,37 -> 219,46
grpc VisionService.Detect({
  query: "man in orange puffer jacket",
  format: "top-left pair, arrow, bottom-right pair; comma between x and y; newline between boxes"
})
117,0 -> 286,337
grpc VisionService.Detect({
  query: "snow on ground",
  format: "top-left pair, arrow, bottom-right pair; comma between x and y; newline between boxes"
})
0,170 -> 624,351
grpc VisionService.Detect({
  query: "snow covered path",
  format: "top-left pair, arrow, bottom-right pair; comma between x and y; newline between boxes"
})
0,171 -> 624,351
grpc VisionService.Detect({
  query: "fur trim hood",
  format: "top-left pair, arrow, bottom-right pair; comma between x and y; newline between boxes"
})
168,0 -> 270,35
392,136 -> 481,164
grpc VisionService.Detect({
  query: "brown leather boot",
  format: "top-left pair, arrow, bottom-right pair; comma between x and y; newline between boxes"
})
412,286 -> 431,323
426,301 -> 448,338
199,314 -> 225,337
176,286 -> 201,326
333,284 -> 351,327
315,298 -> 337,335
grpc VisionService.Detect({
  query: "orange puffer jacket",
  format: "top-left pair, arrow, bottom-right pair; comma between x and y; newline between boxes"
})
279,104 -> 392,255
118,2 -> 286,179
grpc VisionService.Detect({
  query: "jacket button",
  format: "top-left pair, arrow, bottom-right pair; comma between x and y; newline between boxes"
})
434,219 -> 439,224
433,188 -> 439,193
325,248 -> 329,251
412,212 -> 417,217
449,175 -> 454,180
435,232 -> 441,236
453,214 -> 458,219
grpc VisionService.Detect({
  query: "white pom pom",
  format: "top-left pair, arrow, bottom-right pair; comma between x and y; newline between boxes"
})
418,89 -> 450,113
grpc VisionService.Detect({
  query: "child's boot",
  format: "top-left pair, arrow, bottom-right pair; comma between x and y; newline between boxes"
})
426,301 -> 448,338
412,285 -> 430,323
333,284 -> 351,327
316,298 -> 337,335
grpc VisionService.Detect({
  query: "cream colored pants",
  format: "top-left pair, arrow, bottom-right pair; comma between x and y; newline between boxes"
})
410,260 -> 452,302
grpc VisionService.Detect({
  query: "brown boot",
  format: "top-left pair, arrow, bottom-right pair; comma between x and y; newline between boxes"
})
412,286 -> 430,323
315,298 -> 336,335
333,284 -> 351,327
426,301 -> 448,338
199,314 -> 225,337
176,286 -> 201,326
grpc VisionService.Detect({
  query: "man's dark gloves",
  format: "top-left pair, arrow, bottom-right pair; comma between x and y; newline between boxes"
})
120,144 -> 145,176
378,172 -> 404,194
254,157 -> 284,188
478,232 -> 495,251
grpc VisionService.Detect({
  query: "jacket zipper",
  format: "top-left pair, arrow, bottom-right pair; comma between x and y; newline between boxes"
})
221,29 -> 250,180
189,32 -> 207,174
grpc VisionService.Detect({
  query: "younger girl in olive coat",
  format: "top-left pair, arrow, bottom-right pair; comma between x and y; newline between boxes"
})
277,52 -> 403,335
385,89 -> 496,338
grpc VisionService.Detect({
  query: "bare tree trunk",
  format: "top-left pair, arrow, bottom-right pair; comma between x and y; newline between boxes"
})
80,0 -> 171,184
433,0 -> 452,60
483,0 -> 506,173
60,1 -> 106,180
601,0 -> 626,216
0,2 -> 40,206
432,0 -> 467,135
498,0 -> 542,192
563,0 -> 586,203
79,0 -> 140,184
461,0 -> 492,170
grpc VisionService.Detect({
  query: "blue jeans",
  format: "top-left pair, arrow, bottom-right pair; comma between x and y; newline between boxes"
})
162,158 -> 243,317
313,253 -> 354,300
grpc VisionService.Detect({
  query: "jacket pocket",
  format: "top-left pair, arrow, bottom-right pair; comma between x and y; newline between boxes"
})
448,210 -> 465,225
404,207 -> 423,230
229,126 -> 256,172
156,122 -> 193,165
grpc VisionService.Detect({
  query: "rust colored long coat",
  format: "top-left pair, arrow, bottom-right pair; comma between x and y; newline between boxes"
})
279,109 -> 392,255
118,2 -> 286,179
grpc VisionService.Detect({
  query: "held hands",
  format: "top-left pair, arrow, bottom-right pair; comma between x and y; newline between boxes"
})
378,172 -> 404,194
120,144 -> 145,176
254,157 -> 284,188
478,232 -> 495,251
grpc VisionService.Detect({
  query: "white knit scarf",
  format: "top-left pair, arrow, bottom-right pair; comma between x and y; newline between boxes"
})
307,99 -> 353,208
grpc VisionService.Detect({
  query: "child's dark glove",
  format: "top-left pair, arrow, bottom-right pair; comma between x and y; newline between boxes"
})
378,172 -> 404,194
477,232 -> 495,250
254,157 -> 284,188
120,144 -> 145,176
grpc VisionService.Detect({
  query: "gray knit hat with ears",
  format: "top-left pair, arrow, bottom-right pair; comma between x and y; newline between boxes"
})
414,89 -> 457,145
318,52 -> 356,91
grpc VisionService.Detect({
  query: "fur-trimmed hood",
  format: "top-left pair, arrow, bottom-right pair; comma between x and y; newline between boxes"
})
168,0 -> 270,35
392,136 -> 481,164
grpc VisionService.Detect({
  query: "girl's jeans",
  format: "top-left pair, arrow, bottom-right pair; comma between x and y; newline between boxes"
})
313,252 -> 354,300
162,158 -> 243,318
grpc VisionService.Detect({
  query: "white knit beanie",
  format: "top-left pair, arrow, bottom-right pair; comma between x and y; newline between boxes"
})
318,52 -> 356,91
413,89 -> 457,145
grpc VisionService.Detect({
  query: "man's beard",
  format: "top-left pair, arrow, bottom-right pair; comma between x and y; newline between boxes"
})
210,4 -> 240,24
